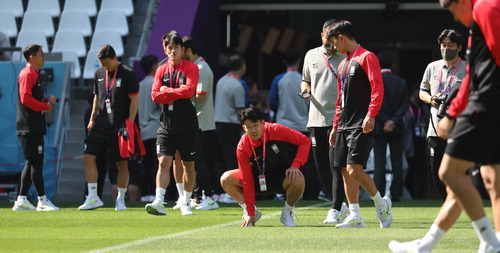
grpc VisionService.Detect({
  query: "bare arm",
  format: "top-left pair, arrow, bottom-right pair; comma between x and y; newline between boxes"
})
87,94 -> 99,131
128,95 -> 138,122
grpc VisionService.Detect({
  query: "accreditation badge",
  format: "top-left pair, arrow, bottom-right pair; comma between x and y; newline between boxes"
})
105,98 -> 112,114
259,174 -> 267,192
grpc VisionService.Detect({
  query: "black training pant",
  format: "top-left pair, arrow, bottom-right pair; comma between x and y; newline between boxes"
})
18,134 -> 45,196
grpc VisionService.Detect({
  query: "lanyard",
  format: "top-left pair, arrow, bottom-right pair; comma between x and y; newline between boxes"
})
249,131 -> 266,175
287,68 -> 298,72
227,73 -> 238,79
438,58 -> 462,95
340,45 -> 360,90
105,65 -> 119,99
321,53 -> 338,79
409,105 -> 421,127
168,61 -> 183,88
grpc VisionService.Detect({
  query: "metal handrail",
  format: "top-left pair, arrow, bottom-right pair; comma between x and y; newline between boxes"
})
135,0 -> 158,58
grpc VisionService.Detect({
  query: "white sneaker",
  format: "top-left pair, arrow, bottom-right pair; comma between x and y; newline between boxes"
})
196,197 -> 219,210
78,196 -> 103,210
140,196 -> 149,202
324,202 -> 350,224
280,209 -> 297,227
12,199 -> 36,211
173,197 -> 183,210
388,239 -> 429,253
115,198 -> 127,211
377,196 -> 393,228
243,207 -> 262,223
36,199 -> 60,211
145,202 -> 166,215
335,214 -> 366,228
211,194 -> 220,202
180,202 -> 193,215
478,242 -> 500,253
219,193 -> 237,203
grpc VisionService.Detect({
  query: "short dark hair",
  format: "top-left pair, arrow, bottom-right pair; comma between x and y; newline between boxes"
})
162,30 -> 180,41
239,107 -> 263,124
323,19 -> 337,32
228,54 -> 245,71
97,44 -> 116,60
438,29 -> 463,46
23,44 -> 42,61
284,48 -> 300,66
327,20 -> 356,41
439,0 -> 457,8
377,50 -> 394,69
182,36 -> 197,55
140,55 -> 158,74
163,33 -> 183,48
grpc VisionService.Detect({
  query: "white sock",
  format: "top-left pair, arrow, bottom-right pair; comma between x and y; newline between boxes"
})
38,195 -> 47,202
117,187 -> 127,200
154,188 -> 166,204
371,192 -> 384,209
284,202 -> 294,213
420,224 -> 446,250
496,231 -> 500,241
472,216 -> 499,246
176,183 -> 184,198
88,183 -> 98,198
17,195 -> 27,202
183,191 -> 192,204
239,203 -> 247,210
349,203 -> 361,217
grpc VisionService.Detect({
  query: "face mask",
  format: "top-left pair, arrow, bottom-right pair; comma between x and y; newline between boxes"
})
441,48 -> 458,61
323,44 -> 336,55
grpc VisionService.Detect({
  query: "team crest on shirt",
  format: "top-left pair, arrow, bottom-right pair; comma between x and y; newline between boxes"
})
116,78 -> 122,87
271,144 -> 280,154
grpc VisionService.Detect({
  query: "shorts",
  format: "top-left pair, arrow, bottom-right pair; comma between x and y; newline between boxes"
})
238,166 -> 287,195
334,128 -> 373,168
445,104 -> 500,164
108,159 -> 141,186
156,131 -> 197,162
84,130 -> 125,162
18,133 -> 44,161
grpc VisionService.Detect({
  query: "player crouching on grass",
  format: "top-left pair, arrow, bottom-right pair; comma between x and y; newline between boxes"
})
220,107 -> 311,227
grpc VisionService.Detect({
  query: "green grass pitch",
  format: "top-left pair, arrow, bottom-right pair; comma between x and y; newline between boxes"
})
0,200 -> 490,252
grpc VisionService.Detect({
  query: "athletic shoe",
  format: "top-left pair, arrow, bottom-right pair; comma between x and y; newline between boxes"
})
78,196 -> 104,210
36,199 -> 60,211
180,202 -> 193,215
219,193 -> 237,203
115,198 -> 127,211
190,199 -> 200,208
388,239 -> 430,253
274,194 -> 285,201
211,194 -> 220,202
173,197 -> 183,210
324,202 -> 350,224
145,202 -> 166,215
376,196 -> 393,228
318,191 -> 331,202
242,207 -> 262,223
335,214 -> 366,228
196,197 -> 219,210
12,199 -> 36,211
478,242 -> 500,253
280,209 -> 297,227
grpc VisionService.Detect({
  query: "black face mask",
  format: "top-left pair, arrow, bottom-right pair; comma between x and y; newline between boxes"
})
323,44 -> 337,55
441,48 -> 458,61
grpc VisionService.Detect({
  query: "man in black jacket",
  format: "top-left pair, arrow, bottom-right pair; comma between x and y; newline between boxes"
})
373,50 -> 408,201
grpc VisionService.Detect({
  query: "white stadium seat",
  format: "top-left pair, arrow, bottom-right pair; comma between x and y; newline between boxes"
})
100,0 -> 134,17
90,31 -> 123,57
64,0 -> 97,18
95,10 -> 129,37
21,11 -> 55,38
27,0 -> 60,18
58,10 -> 93,37
0,11 -> 18,38
60,50 -> 81,79
83,50 -> 100,79
0,0 -> 24,18
52,31 -> 87,58
13,31 -> 49,62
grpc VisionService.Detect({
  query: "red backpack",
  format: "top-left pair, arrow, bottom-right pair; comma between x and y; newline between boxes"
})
118,119 -> 146,159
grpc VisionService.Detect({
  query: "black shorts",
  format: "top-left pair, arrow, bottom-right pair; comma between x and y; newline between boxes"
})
18,134 -> 44,161
84,130 -> 125,162
445,104 -> 500,164
156,131 -> 197,162
249,166 -> 287,195
108,159 -> 141,185
334,128 -> 373,168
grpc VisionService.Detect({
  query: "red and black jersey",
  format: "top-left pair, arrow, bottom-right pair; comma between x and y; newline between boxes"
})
16,63 -> 51,135
92,64 -> 139,135
237,122 -> 311,216
152,59 -> 199,134
448,0 -> 500,117
333,46 -> 384,131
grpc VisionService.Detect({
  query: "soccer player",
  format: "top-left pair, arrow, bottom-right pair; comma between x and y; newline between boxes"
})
220,107 -> 311,227
12,44 -> 59,211
389,0 -> 500,251
145,33 -> 199,216
327,20 -> 392,228
79,45 -> 139,211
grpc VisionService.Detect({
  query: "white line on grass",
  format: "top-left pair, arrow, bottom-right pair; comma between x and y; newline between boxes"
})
88,202 -> 329,253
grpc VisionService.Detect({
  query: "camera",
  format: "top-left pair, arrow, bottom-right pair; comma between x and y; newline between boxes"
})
436,94 -> 448,119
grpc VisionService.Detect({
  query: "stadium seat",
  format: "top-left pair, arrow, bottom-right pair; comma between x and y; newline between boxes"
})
52,31 -> 86,58
58,10 -> 93,37
60,50 -> 81,79
13,31 -> 49,62
100,0 -> 134,17
95,10 -> 129,37
27,0 -> 60,18
0,11 -> 18,38
0,0 -> 24,18
21,11 -> 55,38
83,50 -> 100,79
63,0 -> 97,18
90,31 -> 123,57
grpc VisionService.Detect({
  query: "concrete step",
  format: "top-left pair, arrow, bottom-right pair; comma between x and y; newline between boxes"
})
62,158 -> 84,170
60,167 -> 84,181
69,115 -> 85,129
63,142 -> 84,157
70,101 -> 90,115
67,128 -> 85,143
129,23 -> 144,36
